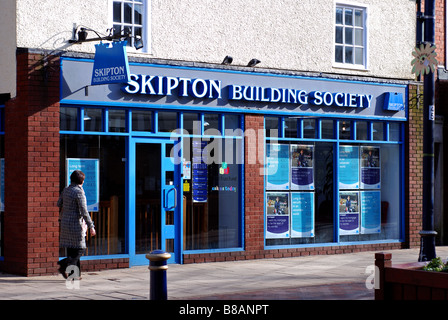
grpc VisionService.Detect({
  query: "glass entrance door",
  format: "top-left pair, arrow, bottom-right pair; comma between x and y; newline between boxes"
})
129,138 -> 179,265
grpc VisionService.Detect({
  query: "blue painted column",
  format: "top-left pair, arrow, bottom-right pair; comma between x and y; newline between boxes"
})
146,250 -> 171,300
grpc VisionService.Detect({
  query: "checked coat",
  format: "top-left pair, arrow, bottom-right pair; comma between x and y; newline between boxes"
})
58,184 -> 95,249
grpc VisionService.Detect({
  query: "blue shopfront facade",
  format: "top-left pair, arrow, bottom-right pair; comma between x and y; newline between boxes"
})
59,56 -> 408,266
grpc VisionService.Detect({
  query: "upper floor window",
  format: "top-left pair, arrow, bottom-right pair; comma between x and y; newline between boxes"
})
334,4 -> 367,69
112,0 -> 146,50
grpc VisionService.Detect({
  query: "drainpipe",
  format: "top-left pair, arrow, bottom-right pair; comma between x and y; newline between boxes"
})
418,0 -> 437,262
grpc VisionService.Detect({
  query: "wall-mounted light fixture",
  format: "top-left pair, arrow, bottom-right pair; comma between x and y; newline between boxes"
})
222,56 -> 233,65
247,59 -> 261,67
69,26 -> 144,50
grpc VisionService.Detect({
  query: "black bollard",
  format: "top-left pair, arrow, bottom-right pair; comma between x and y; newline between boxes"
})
146,250 -> 171,300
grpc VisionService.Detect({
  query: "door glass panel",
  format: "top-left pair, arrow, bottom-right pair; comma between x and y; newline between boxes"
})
166,171 -> 174,185
166,211 -> 174,225
135,143 -> 161,254
166,239 -> 174,253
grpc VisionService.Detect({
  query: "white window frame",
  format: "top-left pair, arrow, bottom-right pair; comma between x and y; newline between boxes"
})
333,1 -> 368,71
108,0 -> 151,53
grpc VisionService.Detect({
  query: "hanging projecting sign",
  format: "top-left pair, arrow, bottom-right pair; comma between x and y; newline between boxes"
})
91,41 -> 130,85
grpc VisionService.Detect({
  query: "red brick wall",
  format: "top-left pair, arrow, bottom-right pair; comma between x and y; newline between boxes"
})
2,50 -> 60,276
419,0 -> 445,66
407,83 -> 425,248
243,115 -> 265,259
435,0 -> 446,67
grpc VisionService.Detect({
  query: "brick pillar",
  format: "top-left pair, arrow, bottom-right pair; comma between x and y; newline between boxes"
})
3,49 -> 60,276
244,114 -> 265,258
407,83 -> 424,248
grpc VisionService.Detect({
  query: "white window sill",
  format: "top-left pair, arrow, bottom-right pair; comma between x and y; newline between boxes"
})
333,62 -> 369,72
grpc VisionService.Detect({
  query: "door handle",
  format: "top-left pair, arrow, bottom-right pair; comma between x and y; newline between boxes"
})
164,187 -> 177,209
172,187 -> 177,209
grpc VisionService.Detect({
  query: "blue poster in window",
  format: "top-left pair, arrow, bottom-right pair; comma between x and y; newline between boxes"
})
361,191 -> 381,234
266,192 -> 289,238
339,145 -> 359,189
66,158 -> 100,212
360,146 -> 380,189
291,145 -> 314,190
291,192 -> 314,238
192,140 -> 208,202
266,144 -> 290,190
339,192 -> 359,235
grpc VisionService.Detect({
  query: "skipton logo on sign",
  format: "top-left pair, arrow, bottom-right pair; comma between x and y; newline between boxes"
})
122,74 -> 374,109
91,41 -> 130,85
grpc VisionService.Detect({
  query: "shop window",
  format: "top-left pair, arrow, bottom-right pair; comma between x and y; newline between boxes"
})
60,135 -> 126,256
108,110 -> 127,133
389,122 -> 401,141
335,4 -> 367,68
339,144 -> 401,242
183,113 -> 200,135
224,114 -> 242,136
265,118 -> 403,248
356,121 -> 368,140
321,119 -> 334,139
183,137 -> 243,250
132,110 -> 153,132
157,111 -> 178,133
265,142 -> 334,245
112,0 -> 146,51
303,119 -> 316,139
60,107 -> 79,131
84,109 -> 103,132
339,120 -> 352,140
204,114 -> 221,134
265,117 -> 279,138
284,118 -> 299,139
372,122 -> 384,141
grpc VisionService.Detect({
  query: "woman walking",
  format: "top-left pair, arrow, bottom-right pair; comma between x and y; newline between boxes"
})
57,170 -> 96,280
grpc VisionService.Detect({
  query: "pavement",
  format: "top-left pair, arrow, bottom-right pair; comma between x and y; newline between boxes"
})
1,246 -> 448,302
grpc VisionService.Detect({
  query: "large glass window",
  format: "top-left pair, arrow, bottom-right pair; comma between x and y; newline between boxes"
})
60,135 -> 126,256
265,116 -> 403,248
60,108 -> 243,256
266,142 -> 334,246
339,144 -> 401,242
182,114 -> 243,251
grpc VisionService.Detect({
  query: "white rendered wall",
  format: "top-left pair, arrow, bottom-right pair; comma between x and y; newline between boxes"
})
14,0 -> 416,80
0,0 -> 17,98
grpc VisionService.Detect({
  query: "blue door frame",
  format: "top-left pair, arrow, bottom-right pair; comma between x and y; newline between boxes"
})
128,137 -> 181,266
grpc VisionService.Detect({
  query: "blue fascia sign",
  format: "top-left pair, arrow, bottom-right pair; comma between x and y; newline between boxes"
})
122,74 -> 375,109
91,41 -> 130,85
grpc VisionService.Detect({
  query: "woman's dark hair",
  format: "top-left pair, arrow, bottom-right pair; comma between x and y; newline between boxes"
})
70,170 -> 85,185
